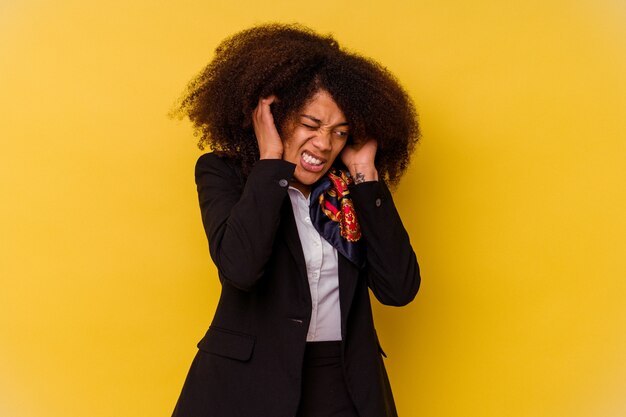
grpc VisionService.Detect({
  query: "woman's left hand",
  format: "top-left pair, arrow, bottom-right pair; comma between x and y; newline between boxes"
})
341,138 -> 379,183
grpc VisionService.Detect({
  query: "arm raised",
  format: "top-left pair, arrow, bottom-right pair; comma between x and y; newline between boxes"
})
350,180 -> 420,306
196,154 -> 295,291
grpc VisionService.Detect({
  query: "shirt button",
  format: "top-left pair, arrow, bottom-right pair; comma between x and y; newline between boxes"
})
375,198 -> 382,207
305,217 -> 311,223
278,179 -> 289,187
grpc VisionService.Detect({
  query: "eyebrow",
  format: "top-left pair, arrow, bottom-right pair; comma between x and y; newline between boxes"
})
301,114 -> 349,127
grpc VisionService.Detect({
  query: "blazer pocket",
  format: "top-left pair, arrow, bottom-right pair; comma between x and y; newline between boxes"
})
197,326 -> 256,362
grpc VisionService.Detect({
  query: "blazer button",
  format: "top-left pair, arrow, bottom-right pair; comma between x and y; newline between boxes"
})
279,179 -> 289,187
375,198 -> 382,207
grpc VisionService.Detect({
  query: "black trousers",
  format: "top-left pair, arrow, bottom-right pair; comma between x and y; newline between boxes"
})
296,341 -> 359,417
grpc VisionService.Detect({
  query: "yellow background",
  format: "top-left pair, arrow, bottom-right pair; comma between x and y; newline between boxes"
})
1,0 -> 625,416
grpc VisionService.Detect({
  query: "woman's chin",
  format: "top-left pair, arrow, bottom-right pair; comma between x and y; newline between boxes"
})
294,166 -> 329,186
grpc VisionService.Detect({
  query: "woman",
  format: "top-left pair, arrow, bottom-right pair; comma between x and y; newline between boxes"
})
172,24 -> 421,417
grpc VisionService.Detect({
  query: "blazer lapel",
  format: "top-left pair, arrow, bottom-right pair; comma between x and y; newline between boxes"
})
338,254 -> 359,337
280,199 -> 308,285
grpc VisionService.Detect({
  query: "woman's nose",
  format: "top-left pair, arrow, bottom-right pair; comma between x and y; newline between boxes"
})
312,130 -> 332,151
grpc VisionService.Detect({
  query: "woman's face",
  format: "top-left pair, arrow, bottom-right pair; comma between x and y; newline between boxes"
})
282,90 -> 349,195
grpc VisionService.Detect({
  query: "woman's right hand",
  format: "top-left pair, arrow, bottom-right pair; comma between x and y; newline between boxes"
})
252,96 -> 283,160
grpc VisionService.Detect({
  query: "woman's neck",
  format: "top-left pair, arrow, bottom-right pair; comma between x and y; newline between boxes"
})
290,181 -> 311,198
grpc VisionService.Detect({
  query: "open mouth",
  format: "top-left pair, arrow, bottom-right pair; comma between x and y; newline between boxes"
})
300,150 -> 326,172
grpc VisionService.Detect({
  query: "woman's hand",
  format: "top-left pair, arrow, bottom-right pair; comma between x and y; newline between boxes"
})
252,96 -> 283,159
341,138 -> 379,183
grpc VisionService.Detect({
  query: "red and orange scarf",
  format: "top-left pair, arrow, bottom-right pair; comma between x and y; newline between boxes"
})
310,169 -> 364,267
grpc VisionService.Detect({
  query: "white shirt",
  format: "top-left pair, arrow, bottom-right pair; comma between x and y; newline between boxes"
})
287,187 -> 342,341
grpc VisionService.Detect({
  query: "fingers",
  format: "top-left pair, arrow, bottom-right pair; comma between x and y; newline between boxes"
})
253,96 -> 283,160
252,96 -> 276,132
341,137 -> 378,181
253,96 -> 277,121
343,137 -> 377,157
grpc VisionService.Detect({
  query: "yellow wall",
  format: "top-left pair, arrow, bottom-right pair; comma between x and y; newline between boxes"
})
1,0 -> 625,416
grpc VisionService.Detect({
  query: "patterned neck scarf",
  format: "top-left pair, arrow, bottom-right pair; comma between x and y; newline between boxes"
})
309,168 -> 364,267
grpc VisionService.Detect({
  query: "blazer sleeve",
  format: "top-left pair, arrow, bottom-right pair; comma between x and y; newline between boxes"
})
349,180 -> 421,306
195,153 -> 296,291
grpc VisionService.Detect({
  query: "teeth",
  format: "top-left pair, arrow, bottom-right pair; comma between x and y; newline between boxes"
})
302,152 -> 323,165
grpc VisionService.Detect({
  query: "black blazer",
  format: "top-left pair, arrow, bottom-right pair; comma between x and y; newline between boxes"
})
172,153 -> 420,417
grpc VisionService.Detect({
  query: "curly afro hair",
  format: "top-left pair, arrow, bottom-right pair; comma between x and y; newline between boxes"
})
173,23 -> 420,186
